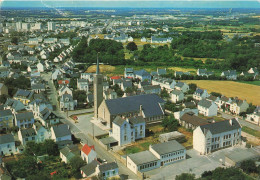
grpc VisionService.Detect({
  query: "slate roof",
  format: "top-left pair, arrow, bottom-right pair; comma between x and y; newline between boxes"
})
52,124 -> 71,138
61,94 -> 73,101
14,89 -> 34,99
128,116 -> 146,125
0,109 -> 12,117
99,162 -> 118,172
122,80 -> 132,88
60,144 -> 79,161
157,68 -> 166,75
128,150 -> 159,165
40,108 -> 58,120
175,82 -> 186,88
134,69 -> 150,77
194,88 -> 204,95
143,85 -> 161,91
199,118 -> 241,135
4,99 -> 25,111
125,68 -> 133,73
220,96 -> 230,102
105,94 -> 165,118
151,140 -> 185,155
31,84 -> 45,90
222,70 -> 237,76
207,95 -> 218,101
20,128 -> 36,137
87,94 -> 94,103
0,134 -> 15,144
16,111 -> 34,121
171,89 -> 183,96
198,99 -> 213,108
113,116 -> 126,126
80,160 -> 99,177
180,112 -> 208,126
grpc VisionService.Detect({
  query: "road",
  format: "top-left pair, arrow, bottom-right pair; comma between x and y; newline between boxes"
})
42,72 -> 140,180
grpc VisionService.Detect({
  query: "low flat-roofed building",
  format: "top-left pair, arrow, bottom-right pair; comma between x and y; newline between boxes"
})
159,131 -> 185,143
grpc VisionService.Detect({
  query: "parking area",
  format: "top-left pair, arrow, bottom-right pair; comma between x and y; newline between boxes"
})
146,145 -> 246,180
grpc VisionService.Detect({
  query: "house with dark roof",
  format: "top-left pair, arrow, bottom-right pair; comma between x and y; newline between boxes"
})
141,85 -> 161,95
4,98 -> 25,112
124,68 -> 134,78
157,68 -> 166,76
246,106 -> 260,126
197,99 -> 218,117
230,98 -> 249,115
180,112 -> 209,130
98,94 -> 165,127
215,95 -> 232,110
31,83 -> 45,93
18,128 -> 37,145
197,69 -> 214,77
81,160 -> 100,178
77,79 -> 89,92
170,89 -> 184,103
60,144 -> 80,163
0,83 -> 8,96
51,124 -> 72,143
110,116 -> 145,146
96,162 -> 119,180
39,108 -> 60,127
14,111 -> 35,128
60,94 -> 77,111
174,71 -> 190,77
103,89 -> 117,100
0,134 -> 16,156
120,79 -> 133,91
221,70 -> 237,80
193,118 -> 241,155
81,144 -> 97,164
175,82 -> 189,93
0,109 -> 13,130
13,89 -> 34,105
193,88 -> 209,101
134,69 -> 151,82
32,122 -> 50,143
152,77 -> 176,92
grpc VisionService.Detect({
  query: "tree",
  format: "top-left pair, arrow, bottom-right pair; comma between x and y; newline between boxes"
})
240,160 -> 257,174
70,156 -> 85,176
11,37 -> 18,45
126,42 -> 138,51
0,94 -> 9,104
73,90 -> 87,103
188,83 -> 197,94
162,115 -> 179,132
160,88 -> 169,99
210,92 -> 222,97
43,139 -> 59,156
175,173 -> 195,180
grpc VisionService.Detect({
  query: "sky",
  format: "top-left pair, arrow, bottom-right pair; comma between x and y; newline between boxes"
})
0,0 -> 260,8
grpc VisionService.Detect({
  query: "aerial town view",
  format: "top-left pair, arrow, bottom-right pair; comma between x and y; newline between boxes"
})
0,0 -> 259,179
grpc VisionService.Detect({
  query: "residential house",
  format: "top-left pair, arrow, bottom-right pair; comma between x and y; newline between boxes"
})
152,77 -> 176,92
174,108 -> 198,120
37,62 -> 45,72
39,108 -> 60,127
141,85 -> 161,95
179,112 -> 209,130
193,119 -> 241,155
18,128 -> 37,145
98,94 -> 165,127
175,82 -> 189,93
124,68 -> 135,78
151,36 -> 172,43
246,106 -> 260,126
32,122 -> 50,143
81,73 -> 94,82
141,37 -> 147,42
58,79 -> 70,87
77,79 -> 89,92
14,111 -> 35,128
157,68 -> 166,76
193,88 -> 209,101
174,71 -> 190,77
206,95 -> 220,104
51,124 -> 72,143
134,69 -> 151,82
4,99 -> 25,112
0,83 -> 8,95
248,67 -> 258,78
110,116 -> 145,146
31,84 -> 45,93
81,144 -> 97,164
58,86 -> 73,97
60,94 -> 77,111
138,81 -> 151,89
197,69 -> 214,77
13,89 -> 34,105
170,90 -> 184,103
60,144 -> 80,163
81,160 -> 100,178
103,82 -> 110,91
0,67 -> 9,78
215,96 -> 232,110
103,89 -> 117,100
0,109 -> 13,130
221,70 -> 237,80
127,140 -> 186,174
52,69 -> 63,80
198,99 -> 218,117
0,134 -> 16,156
230,99 -> 249,115
96,162 -> 119,180
120,79 -> 132,91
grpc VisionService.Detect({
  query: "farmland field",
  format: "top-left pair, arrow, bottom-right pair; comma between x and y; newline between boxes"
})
182,80 -> 260,105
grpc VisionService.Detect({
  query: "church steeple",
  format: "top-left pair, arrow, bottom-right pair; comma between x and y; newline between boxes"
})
96,52 -> 100,74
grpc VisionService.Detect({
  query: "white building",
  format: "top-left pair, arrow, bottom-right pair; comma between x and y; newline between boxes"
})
152,77 -> 176,92
81,144 -> 97,164
193,119 -> 241,155
246,107 -> 260,126
193,88 -> 209,101
230,99 -> 249,115
0,134 -> 16,156
81,73 -> 94,82
175,82 -> 189,93
51,124 -> 72,142
18,128 -> 37,145
197,99 -> 218,117
48,22 -> 56,31
170,89 -> 184,103
77,79 -> 89,92
110,116 -> 145,146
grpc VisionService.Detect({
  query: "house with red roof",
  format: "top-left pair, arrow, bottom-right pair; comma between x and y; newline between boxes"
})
81,144 -> 97,164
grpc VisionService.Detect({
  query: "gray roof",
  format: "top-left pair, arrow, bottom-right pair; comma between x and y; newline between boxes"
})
198,99 -> 213,108
225,148 -> 260,163
14,89 -> 34,99
20,128 -> 36,138
0,109 -> 12,117
4,99 -> 25,111
99,136 -> 118,145
134,69 -> 151,77
122,80 -> 132,88
125,68 -> 133,73
128,116 -> 145,125
99,162 -> 118,172
60,144 -> 79,160
151,140 -> 185,155
143,85 -> 161,91
113,116 -> 126,126
171,89 -> 183,96
16,111 -> 34,121
52,124 -> 71,138
128,150 -> 159,165
200,118 -> 241,135
31,84 -> 45,90
0,134 -> 15,144
80,160 -> 99,176
175,82 -> 185,88
194,88 -> 204,95
105,94 -> 164,118
40,108 -> 58,121
180,112 -> 208,126
157,69 -> 166,75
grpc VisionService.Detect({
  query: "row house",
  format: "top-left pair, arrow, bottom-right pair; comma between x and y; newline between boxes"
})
13,89 -> 34,105
152,77 -> 176,92
134,69 -> 151,82
14,111 -> 35,128
0,134 -> 16,156
170,90 -> 184,103
0,109 -> 14,130
197,99 -> 218,117
175,82 -> 189,93
230,98 -> 249,115
77,79 -> 89,92
246,106 -> 260,126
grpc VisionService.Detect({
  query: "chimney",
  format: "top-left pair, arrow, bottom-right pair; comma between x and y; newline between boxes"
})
139,105 -> 143,116
229,119 -> 233,126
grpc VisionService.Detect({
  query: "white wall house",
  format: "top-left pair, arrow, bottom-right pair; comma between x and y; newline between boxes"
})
230,99 -> 249,115
77,79 -> 89,92
246,112 -> 260,126
51,124 -> 72,142
33,122 -> 50,143
175,82 -> 189,93
170,90 -> 184,103
18,128 -> 37,145
81,144 -> 97,164
193,88 -> 209,101
193,119 -> 241,155
152,77 -> 176,92
0,134 -> 16,156
197,99 -> 218,117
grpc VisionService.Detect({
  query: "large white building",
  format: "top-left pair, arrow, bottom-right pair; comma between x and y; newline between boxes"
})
193,118 -> 241,155
48,22 -> 56,31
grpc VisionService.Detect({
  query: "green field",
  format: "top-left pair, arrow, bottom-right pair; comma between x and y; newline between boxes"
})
242,126 -> 260,138
238,81 -> 260,86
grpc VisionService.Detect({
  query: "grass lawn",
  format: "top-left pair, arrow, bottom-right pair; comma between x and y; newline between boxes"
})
237,81 -> 260,86
242,126 -> 260,138
124,146 -> 141,154
182,80 -> 260,105
178,127 -> 193,148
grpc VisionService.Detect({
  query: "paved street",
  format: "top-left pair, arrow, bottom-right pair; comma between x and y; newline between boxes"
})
41,72 -> 140,180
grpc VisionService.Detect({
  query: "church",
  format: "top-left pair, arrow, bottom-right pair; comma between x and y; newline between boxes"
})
93,56 -> 165,128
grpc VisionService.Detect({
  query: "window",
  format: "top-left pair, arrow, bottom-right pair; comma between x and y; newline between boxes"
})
7,144 -> 10,148
124,136 -> 127,141
32,137 -> 35,140
25,138 -> 28,141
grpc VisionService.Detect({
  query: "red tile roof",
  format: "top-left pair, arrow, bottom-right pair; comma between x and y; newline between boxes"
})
58,80 -> 70,84
81,144 -> 95,155
110,76 -> 121,80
